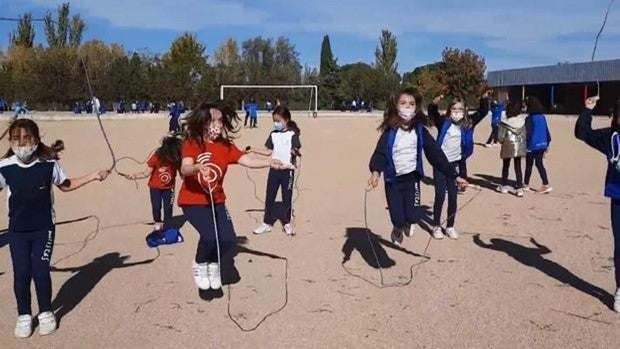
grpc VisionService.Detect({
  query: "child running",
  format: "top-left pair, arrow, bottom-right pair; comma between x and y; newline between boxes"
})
496,100 -> 527,197
368,87 -> 468,245
248,106 -> 302,236
575,97 -> 620,312
0,119 -> 110,338
427,90 -> 491,239
523,96 -> 552,194
178,101 -> 287,291
124,134 -> 183,232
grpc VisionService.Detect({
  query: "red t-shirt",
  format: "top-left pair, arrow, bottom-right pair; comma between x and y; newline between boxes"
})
147,153 -> 177,190
178,139 -> 244,206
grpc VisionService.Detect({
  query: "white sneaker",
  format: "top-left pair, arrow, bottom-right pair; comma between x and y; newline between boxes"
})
391,227 -> 404,245
539,185 -> 553,194
515,188 -> 524,197
432,227 -> 444,240
496,185 -> 508,194
37,312 -> 57,336
404,224 -> 415,238
253,223 -> 272,235
283,223 -> 295,236
192,261 -> 210,290
614,287 -> 620,313
14,315 -> 32,339
445,227 -> 459,240
207,263 -> 222,289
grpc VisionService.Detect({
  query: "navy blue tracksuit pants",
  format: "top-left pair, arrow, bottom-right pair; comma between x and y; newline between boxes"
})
433,162 -> 459,228
183,205 -> 237,264
9,229 -> 55,315
150,188 -> 173,230
264,169 -> 294,225
611,200 -> 620,288
385,172 -> 421,230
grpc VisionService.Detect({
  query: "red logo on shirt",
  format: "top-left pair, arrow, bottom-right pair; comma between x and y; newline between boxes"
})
197,152 -> 222,191
158,167 -> 172,185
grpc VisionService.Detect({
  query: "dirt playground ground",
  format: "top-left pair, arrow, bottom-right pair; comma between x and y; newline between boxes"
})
0,113 -> 618,348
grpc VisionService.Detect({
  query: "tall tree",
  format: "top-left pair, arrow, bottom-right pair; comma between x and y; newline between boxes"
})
441,47 -> 486,103
319,35 -> 339,109
162,33 -> 208,103
374,29 -> 400,101
402,62 -> 447,103
44,2 -> 85,48
9,13 -> 36,48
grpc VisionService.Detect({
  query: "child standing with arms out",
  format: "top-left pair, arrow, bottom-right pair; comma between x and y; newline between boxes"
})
0,119 -> 110,338
124,135 -> 183,232
575,97 -> 620,312
368,88 -> 468,245
179,102 -> 286,291
496,100 -> 527,197
427,91 -> 491,240
523,97 -> 552,194
249,106 -> 301,236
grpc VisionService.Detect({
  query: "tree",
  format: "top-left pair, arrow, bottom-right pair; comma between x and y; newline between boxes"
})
44,2 -> 86,48
9,13 -> 35,48
162,33 -> 208,104
374,30 -> 400,103
319,35 -> 339,109
338,62 -> 381,104
402,62 -> 446,103
441,47 -> 486,103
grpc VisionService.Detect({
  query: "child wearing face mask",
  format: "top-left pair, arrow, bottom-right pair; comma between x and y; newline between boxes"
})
0,119 -> 110,338
575,97 -> 620,312
427,91 -> 491,240
179,101 -> 287,291
248,106 -> 301,236
368,88 -> 468,245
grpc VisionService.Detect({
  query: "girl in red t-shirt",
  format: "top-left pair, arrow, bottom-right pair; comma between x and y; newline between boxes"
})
180,102 -> 287,290
125,135 -> 182,232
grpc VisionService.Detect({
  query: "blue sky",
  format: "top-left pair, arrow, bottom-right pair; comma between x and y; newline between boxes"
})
2,0 -> 619,73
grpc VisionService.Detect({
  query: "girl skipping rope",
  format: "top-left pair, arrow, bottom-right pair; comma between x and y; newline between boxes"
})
124,134 -> 183,233
0,119 -> 110,338
427,90 -> 491,240
575,96 -> 620,312
368,87 -> 468,245
178,101 -> 289,291
248,106 -> 302,236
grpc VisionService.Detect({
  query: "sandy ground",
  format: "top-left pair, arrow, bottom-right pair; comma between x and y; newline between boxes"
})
0,113 -> 618,348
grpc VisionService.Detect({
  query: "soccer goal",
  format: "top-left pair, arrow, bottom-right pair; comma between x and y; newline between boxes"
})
220,85 -> 318,118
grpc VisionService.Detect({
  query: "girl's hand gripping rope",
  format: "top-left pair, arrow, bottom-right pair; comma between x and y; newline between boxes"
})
92,169 -> 111,182
585,96 -> 600,110
367,172 -> 380,191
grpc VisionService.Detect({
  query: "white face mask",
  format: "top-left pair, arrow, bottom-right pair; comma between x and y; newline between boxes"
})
11,144 -> 37,162
398,108 -> 416,121
450,112 -> 464,122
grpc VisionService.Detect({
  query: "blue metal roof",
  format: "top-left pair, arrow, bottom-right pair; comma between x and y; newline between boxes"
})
487,59 -> 620,86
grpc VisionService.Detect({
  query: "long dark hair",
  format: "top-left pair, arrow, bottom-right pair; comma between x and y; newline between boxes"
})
273,106 -> 300,134
184,100 -> 240,147
505,100 -> 525,118
612,99 -> 620,131
2,119 -> 64,161
526,96 -> 545,114
378,87 -> 428,132
155,134 -> 183,166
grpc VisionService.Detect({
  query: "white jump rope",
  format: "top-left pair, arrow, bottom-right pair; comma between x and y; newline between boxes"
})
342,167 -> 482,288
198,153 -> 295,332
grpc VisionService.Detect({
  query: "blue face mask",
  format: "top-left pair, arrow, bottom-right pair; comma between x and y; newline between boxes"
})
274,121 -> 285,131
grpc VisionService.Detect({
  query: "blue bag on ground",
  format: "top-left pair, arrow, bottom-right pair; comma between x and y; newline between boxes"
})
146,228 -> 184,248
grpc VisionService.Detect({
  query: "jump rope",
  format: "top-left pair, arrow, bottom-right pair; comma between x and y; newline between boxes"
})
198,156 -> 293,332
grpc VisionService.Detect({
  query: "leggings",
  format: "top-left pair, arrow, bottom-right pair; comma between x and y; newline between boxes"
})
524,151 -> 549,186
610,200 -> 620,289
433,162 -> 458,228
264,169 -> 294,225
150,188 -> 173,230
502,157 -> 523,188
182,205 -> 237,264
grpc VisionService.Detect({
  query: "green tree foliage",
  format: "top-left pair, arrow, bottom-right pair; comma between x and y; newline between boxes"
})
319,35 -> 339,109
44,2 -> 85,49
9,13 -> 35,48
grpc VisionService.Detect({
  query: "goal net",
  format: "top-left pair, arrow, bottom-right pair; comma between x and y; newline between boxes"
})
220,85 -> 318,118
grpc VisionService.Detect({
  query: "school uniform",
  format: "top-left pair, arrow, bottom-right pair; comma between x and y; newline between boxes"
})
369,124 -> 457,230
147,154 -> 178,230
248,104 -> 259,128
486,103 -> 505,144
169,105 -> 181,132
524,114 -> 551,186
575,109 -> 620,289
0,156 -> 68,316
428,98 -> 489,227
498,114 -> 527,187
178,139 -> 244,264
263,129 -> 301,225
